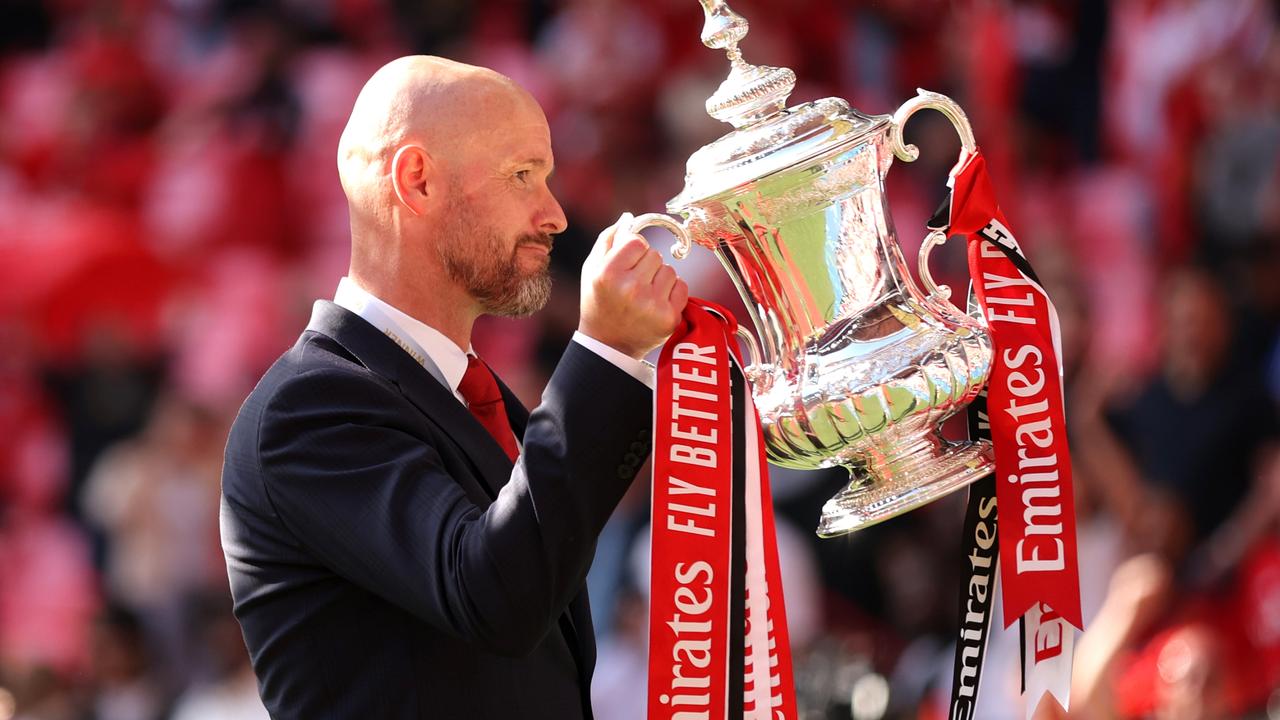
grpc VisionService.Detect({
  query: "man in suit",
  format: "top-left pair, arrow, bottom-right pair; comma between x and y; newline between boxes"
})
220,55 -> 688,719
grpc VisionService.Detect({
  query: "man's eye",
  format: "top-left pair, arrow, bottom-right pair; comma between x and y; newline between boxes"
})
514,170 -> 530,183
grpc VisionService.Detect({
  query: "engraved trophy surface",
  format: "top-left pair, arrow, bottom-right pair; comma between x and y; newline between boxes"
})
632,0 -> 994,536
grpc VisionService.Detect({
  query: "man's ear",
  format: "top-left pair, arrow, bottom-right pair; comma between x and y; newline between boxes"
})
391,144 -> 435,215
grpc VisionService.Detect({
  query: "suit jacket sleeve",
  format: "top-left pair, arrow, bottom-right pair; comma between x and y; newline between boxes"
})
255,342 -> 651,656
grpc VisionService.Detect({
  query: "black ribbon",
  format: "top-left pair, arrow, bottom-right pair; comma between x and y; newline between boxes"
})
946,281 -> 1002,720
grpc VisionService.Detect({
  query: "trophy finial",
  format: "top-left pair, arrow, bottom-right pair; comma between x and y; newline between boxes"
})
698,0 -> 747,51
698,0 -> 796,128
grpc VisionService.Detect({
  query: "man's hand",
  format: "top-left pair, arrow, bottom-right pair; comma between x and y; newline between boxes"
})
579,212 -> 690,359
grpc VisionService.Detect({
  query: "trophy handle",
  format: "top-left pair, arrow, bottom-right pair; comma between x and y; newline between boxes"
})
624,212 -> 767,369
889,90 -> 977,308
889,89 -> 976,165
917,229 -> 952,301
627,212 -> 694,260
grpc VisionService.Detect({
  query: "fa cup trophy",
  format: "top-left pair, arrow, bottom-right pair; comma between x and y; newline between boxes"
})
629,0 -> 994,536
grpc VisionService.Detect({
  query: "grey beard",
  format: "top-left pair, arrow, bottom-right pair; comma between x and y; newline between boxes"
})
477,266 -> 552,317
440,236 -> 553,317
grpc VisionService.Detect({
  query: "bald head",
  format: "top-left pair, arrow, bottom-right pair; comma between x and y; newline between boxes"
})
337,56 -> 541,223
335,55 -> 565,340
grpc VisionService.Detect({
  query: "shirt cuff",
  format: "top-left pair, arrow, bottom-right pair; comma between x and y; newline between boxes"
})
572,331 -> 656,389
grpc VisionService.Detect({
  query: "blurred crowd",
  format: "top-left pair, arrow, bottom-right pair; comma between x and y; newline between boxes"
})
1,0 -> 1279,718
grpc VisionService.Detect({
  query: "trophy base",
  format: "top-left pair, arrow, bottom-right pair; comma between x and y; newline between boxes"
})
816,435 -> 993,537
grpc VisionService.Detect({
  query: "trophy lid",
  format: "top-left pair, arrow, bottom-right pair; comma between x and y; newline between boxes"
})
670,1 -> 888,209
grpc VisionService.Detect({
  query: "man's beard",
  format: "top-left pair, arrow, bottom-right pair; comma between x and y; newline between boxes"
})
436,197 -> 553,318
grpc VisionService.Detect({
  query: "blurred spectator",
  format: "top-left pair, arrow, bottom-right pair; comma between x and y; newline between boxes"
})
1072,554 -> 1175,720
1105,268 -> 1277,548
86,605 -> 168,720
590,583 -> 646,720
0,411 -> 98,680
81,393 -> 228,684
168,594 -> 267,720
41,324 -> 166,522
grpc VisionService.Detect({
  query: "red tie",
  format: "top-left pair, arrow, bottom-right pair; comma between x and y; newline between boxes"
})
457,355 -> 520,462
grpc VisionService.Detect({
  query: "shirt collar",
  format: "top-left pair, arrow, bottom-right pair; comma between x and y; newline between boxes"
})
334,276 -> 471,396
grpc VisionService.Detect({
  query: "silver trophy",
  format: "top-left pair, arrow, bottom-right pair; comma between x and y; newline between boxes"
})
629,0 -> 994,536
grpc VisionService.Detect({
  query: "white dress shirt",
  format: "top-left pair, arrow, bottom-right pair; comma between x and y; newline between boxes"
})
333,277 -> 654,408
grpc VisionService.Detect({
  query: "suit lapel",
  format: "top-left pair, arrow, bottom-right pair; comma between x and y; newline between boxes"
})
305,301 -> 512,500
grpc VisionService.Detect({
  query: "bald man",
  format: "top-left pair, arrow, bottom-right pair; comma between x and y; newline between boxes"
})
220,56 -> 687,719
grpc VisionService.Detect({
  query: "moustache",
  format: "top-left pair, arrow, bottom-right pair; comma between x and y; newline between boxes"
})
517,233 -> 554,253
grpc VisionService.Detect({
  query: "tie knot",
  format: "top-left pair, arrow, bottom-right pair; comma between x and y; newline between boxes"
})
458,355 -> 502,407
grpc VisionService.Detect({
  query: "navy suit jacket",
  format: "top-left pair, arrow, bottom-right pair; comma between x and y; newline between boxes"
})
220,301 -> 652,719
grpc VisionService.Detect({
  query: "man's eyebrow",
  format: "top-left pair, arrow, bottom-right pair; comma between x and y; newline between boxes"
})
512,157 -> 554,178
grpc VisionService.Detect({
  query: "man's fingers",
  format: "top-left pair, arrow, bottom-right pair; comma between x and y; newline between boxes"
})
669,278 -> 690,308
654,264 -> 679,298
590,213 -> 632,264
609,236 -> 651,271
633,249 -> 664,284
605,212 -> 634,253
582,214 -> 696,358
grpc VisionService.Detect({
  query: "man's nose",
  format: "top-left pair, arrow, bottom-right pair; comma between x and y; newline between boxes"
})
539,188 -> 568,235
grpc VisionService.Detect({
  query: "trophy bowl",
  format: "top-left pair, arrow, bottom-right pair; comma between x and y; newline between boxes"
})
629,0 -> 994,536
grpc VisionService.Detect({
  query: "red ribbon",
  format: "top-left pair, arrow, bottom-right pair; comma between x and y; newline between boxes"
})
949,152 -> 1082,632
649,299 -> 798,720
